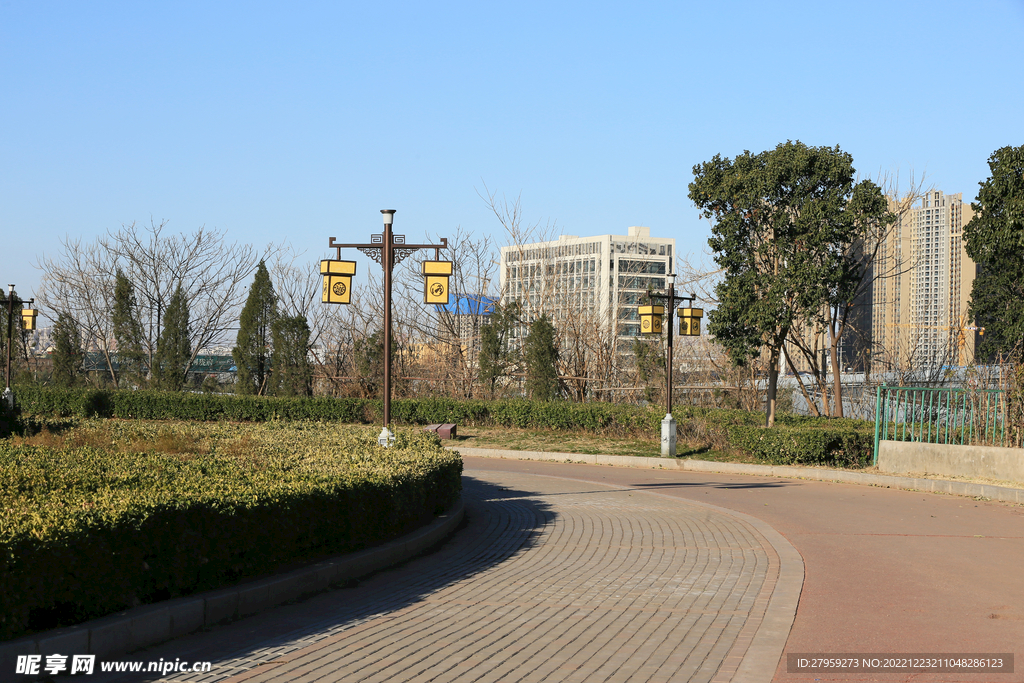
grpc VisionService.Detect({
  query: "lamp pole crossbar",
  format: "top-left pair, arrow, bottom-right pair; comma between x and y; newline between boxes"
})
327,211 -> 448,440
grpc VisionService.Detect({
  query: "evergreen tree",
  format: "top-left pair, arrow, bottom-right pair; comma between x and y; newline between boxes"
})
154,285 -> 191,390
963,144 -> 1024,358
631,337 -> 665,405
233,261 -> 277,395
270,315 -> 312,397
689,141 -> 889,427
524,314 -> 560,401
112,269 -> 147,387
51,312 -> 82,388
354,330 -> 385,398
479,302 -> 520,399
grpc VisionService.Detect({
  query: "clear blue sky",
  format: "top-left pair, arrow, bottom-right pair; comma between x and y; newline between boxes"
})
2,0 -> 1022,299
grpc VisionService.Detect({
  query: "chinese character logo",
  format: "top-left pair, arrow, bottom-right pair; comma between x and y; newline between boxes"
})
333,281 -> 347,296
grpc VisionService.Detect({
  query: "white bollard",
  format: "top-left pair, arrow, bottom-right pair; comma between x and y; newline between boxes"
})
661,413 -> 677,458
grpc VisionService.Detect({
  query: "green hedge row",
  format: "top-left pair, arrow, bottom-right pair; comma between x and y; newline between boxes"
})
11,386 -> 870,431
0,427 -> 461,641
11,386 -> 875,467
726,425 -> 874,467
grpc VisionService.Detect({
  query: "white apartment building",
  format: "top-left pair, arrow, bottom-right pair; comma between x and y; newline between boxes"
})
498,226 -> 675,341
871,190 -> 977,369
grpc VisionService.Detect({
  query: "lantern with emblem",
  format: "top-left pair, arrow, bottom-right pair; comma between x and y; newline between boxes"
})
638,305 -> 664,335
20,308 -> 38,331
422,260 -> 453,304
677,306 -> 703,336
320,260 -> 357,304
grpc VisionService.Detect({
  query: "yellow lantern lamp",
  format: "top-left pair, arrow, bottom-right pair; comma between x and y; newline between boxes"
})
678,307 -> 703,336
320,260 -> 357,304
20,309 -> 38,331
638,305 -> 664,335
423,261 -> 453,304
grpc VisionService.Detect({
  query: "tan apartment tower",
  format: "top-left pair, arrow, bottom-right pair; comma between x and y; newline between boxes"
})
871,190 -> 977,370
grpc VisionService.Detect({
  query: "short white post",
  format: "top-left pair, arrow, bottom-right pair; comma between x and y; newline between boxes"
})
661,413 -> 677,457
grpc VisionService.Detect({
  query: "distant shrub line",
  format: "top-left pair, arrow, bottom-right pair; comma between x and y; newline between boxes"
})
12,387 -> 876,467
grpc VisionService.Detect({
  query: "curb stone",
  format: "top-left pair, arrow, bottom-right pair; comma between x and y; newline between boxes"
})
0,499 -> 464,676
452,446 -> 1024,504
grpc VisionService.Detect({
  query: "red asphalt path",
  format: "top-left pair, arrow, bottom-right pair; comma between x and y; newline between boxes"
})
463,456 -> 1024,683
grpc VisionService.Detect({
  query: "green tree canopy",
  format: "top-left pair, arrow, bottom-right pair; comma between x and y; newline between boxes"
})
689,140 -> 889,426
963,145 -> 1024,358
112,269 -> 147,387
271,314 -> 312,397
51,312 -> 82,388
154,285 -> 191,390
233,260 -> 277,395
524,314 -> 560,401
479,301 -> 521,399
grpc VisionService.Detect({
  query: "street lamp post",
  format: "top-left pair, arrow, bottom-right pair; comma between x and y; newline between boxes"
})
642,274 -> 701,457
2,285 -> 37,410
323,210 -> 449,446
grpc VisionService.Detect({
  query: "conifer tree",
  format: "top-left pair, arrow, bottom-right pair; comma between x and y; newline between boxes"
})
51,312 -> 82,388
154,284 -> 191,390
524,314 -> 560,401
233,261 -> 277,395
271,315 -> 312,397
112,269 -> 147,386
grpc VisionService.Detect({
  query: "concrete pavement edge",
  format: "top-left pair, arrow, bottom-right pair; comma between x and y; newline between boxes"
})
452,446 -> 1024,504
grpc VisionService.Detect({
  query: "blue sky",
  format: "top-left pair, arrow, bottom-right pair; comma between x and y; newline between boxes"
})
2,0 -> 1022,299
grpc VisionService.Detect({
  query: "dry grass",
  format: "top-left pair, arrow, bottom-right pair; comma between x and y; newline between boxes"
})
13,423 -> 209,457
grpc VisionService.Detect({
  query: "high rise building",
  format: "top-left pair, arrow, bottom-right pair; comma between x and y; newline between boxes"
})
498,226 -> 675,342
871,190 -> 977,370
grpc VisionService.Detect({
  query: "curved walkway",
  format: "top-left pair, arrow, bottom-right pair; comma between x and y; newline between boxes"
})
86,469 -> 801,683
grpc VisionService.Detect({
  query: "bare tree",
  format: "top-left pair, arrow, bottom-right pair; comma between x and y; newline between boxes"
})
38,220 -> 275,384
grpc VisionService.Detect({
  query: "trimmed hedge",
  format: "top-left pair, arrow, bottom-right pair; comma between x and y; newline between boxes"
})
11,386 -> 875,465
0,423 -> 461,641
726,425 -> 873,467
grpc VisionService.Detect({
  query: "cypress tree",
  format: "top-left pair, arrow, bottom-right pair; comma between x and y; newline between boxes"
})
112,269 -> 146,387
154,285 -> 191,390
51,312 -> 82,388
271,315 -> 312,397
524,314 -> 560,401
234,261 -> 277,395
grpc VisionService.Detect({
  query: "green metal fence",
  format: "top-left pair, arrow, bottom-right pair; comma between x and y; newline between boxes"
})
873,385 -> 1013,465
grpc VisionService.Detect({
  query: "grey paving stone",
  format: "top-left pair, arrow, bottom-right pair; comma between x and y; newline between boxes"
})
75,470 -> 799,683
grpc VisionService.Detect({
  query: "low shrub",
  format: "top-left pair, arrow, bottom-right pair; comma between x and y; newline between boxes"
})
0,421 -> 461,641
12,386 -> 875,467
726,424 -> 873,467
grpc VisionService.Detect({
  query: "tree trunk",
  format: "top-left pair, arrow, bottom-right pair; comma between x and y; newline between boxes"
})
786,350 -> 821,417
828,315 -> 844,418
766,345 -> 780,428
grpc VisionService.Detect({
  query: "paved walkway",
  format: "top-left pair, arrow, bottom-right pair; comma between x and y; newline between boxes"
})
83,469 -> 800,683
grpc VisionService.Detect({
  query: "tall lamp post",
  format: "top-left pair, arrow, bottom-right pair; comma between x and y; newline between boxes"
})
2,285 -> 38,410
321,210 -> 450,446
640,274 -> 702,457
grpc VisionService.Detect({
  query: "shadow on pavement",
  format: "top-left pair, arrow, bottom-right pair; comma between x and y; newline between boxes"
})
630,479 -> 794,490
84,477 -> 555,683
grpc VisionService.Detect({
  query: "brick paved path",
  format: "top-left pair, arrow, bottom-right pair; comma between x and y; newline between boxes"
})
86,469 -> 799,683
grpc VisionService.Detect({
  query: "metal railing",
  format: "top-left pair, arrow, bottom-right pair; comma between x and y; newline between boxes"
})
872,385 -> 1014,465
